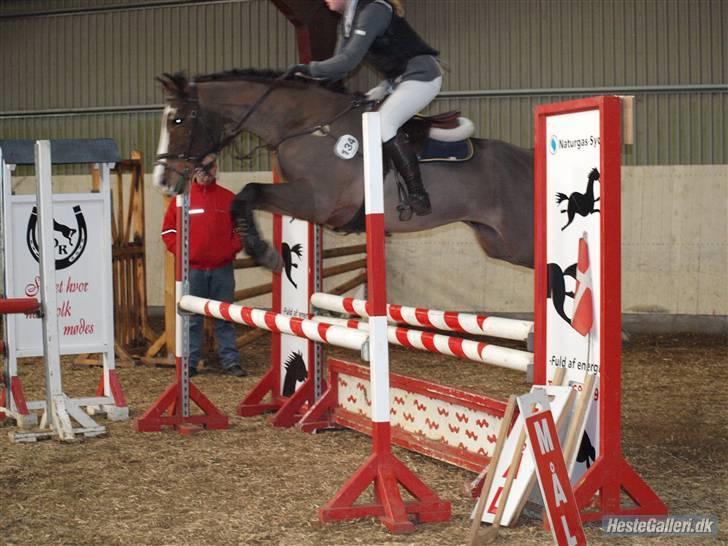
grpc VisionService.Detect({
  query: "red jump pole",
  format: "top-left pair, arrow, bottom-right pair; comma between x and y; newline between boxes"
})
0,298 -> 39,314
318,112 -> 450,533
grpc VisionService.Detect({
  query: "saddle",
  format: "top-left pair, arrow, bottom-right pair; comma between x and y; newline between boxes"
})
335,110 -> 475,234
402,111 -> 475,163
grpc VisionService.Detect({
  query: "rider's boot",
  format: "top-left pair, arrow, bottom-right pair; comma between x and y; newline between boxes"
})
382,132 -> 432,216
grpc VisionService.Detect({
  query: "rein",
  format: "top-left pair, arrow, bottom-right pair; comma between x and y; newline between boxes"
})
232,97 -> 369,162
156,69 -> 294,169
157,69 -> 372,173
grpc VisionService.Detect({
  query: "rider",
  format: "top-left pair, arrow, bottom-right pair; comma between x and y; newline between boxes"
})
291,0 -> 441,216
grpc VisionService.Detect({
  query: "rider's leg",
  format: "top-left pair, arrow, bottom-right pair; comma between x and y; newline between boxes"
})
379,76 -> 442,216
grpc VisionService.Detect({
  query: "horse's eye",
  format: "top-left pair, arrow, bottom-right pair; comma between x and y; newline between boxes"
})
173,117 -> 184,125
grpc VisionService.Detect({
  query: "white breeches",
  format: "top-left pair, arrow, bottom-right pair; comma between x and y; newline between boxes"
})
378,76 -> 442,142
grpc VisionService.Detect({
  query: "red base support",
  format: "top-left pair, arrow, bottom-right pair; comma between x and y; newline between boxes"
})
135,380 -> 229,432
95,369 -> 127,407
574,454 -> 668,521
297,377 -> 338,432
237,368 -> 285,417
0,376 -> 29,420
237,367 -> 324,428
319,423 -> 451,534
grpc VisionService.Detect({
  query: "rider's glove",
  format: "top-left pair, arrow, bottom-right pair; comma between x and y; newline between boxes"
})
366,80 -> 390,102
288,63 -> 311,77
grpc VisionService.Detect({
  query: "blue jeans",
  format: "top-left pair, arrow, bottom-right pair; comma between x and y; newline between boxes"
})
188,263 -> 240,370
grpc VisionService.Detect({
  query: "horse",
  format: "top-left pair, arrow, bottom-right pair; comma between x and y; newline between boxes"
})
153,69 -> 535,272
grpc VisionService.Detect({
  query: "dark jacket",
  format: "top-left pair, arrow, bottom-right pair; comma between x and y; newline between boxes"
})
309,0 -> 439,82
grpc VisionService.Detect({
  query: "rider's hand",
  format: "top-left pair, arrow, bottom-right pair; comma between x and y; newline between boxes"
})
365,81 -> 390,102
288,63 -> 311,77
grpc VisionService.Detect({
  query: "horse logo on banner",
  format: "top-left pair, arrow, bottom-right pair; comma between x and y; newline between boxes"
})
26,204 -> 87,270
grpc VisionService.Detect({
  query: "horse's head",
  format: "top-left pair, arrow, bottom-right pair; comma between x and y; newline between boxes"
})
153,73 -> 219,195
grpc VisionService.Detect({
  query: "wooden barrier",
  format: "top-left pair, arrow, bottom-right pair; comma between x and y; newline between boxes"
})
77,152 -> 157,367
300,358 -> 508,473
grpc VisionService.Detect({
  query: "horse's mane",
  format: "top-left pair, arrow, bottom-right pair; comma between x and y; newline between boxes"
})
190,68 -> 351,94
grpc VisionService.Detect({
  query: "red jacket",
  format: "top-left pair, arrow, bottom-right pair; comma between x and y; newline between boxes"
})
162,180 -> 243,269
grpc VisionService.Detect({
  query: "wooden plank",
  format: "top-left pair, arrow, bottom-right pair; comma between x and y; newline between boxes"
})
236,327 -> 268,348
323,244 -> 366,259
329,272 -> 367,296
234,281 -> 273,302
322,258 -> 366,278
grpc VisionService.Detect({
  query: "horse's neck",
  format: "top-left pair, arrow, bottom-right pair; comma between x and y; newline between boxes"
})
585,178 -> 595,196
203,81 -> 349,146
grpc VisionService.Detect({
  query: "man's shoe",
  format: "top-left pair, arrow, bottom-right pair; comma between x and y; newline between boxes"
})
189,367 -> 198,377
222,365 -> 247,377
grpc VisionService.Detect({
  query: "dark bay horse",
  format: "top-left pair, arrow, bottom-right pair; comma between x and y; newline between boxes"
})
153,70 -> 534,272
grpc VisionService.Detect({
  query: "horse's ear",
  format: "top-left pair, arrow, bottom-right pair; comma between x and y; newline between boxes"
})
157,72 -> 189,99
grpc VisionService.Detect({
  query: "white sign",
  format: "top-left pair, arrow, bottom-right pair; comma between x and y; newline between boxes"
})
545,110 -> 602,484
478,385 -> 574,526
279,216 -> 313,396
4,194 -> 113,356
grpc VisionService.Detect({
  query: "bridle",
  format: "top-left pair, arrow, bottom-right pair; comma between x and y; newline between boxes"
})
155,69 -> 371,190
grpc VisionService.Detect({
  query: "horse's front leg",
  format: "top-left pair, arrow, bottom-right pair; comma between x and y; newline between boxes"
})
231,183 -> 283,272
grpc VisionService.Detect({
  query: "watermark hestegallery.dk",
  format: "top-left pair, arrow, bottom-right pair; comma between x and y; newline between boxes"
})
602,515 -> 717,536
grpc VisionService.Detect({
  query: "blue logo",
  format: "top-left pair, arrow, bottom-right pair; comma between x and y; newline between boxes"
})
549,135 -> 558,155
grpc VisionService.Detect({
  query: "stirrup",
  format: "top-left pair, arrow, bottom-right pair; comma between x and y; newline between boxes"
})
396,196 -> 431,221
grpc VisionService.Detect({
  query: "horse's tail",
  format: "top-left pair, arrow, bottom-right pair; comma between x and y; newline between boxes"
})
555,192 -> 568,204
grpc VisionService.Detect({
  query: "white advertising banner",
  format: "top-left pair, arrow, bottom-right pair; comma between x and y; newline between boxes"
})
278,216 -> 313,396
545,110 -> 602,483
5,193 -> 112,356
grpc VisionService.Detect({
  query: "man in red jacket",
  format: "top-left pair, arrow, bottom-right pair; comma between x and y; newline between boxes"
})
162,162 -> 246,377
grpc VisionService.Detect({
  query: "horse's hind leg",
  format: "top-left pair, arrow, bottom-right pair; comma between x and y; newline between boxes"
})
231,183 -> 283,272
561,206 -> 576,231
466,222 -> 534,269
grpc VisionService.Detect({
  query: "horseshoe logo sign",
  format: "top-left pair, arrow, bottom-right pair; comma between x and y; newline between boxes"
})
26,205 -> 88,270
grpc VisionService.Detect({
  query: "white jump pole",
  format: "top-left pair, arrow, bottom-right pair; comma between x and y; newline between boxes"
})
313,315 -> 531,372
311,292 -> 533,342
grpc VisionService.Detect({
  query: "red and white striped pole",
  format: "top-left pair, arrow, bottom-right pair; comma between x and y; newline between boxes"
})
362,113 -> 392,454
179,295 -> 368,352
319,112 -> 450,533
311,292 -> 534,342
313,315 -> 531,372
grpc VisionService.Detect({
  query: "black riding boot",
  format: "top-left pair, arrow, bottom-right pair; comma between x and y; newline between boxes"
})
382,133 -> 432,216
